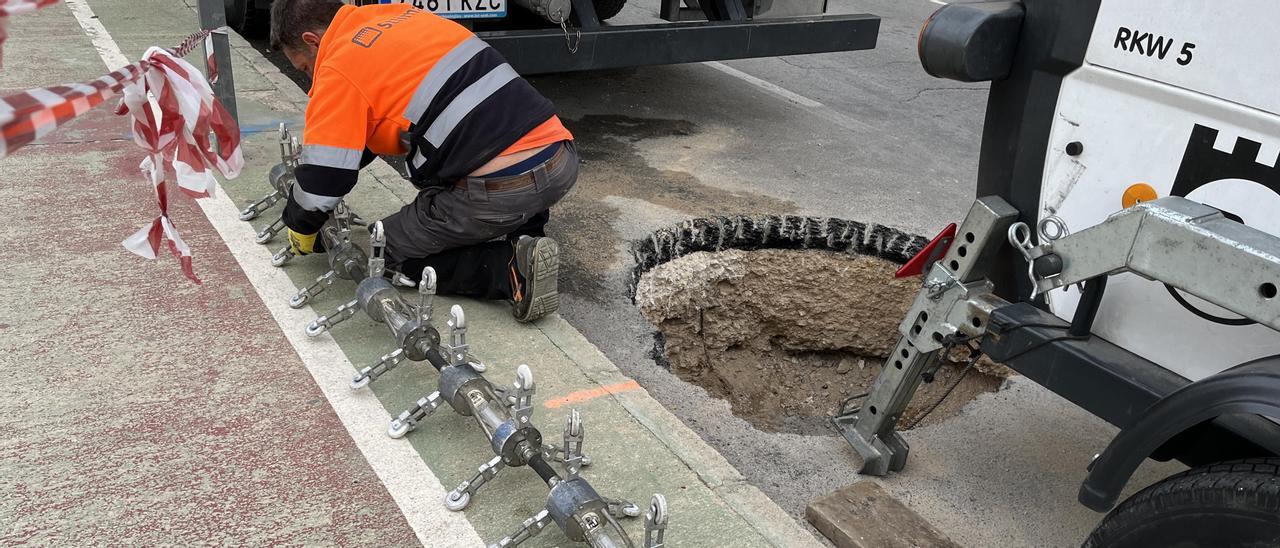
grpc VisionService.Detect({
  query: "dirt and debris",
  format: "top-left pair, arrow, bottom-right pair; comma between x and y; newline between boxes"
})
635,248 -> 1006,435
552,115 -> 798,299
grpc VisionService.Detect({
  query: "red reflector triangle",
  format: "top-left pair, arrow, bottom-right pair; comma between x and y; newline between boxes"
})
895,223 -> 957,278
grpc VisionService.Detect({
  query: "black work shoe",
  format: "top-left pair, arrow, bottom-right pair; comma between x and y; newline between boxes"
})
511,236 -> 560,322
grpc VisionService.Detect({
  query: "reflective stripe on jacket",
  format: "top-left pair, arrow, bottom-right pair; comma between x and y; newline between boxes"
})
293,3 -> 572,215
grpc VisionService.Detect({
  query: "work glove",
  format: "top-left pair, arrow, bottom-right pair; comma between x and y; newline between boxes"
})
287,228 -> 326,256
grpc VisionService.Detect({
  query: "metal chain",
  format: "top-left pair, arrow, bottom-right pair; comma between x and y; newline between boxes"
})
557,11 -> 581,54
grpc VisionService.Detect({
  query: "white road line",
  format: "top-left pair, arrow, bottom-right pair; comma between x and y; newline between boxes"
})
64,1 -> 484,546
702,60 -> 877,133
929,0 -> 948,5
703,61 -> 824,108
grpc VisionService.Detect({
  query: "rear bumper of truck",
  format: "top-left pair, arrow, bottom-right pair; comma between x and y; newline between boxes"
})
482,13 -> 879,74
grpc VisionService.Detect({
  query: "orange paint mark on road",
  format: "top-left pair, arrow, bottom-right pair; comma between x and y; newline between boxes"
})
542,380 -> 642,409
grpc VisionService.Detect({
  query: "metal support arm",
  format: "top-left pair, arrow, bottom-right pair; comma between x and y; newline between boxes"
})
1036,197 -> 1280,330
840,195 -> 1280,477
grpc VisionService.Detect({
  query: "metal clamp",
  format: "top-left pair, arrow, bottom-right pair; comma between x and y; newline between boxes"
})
271,245 -> 294,268
562,408 -> 584,480
254,218 -> 286,244
368,221 -> 387,280
418,267 -> 437,324
445,455 -> 507,511
351,347 -> 407,389
1008,222 -> 1046,299
290,270 -> 337,309
603,497 -> 642,519
511,364 -> 535,427
446,305 -> 469,368
389,390 -> 444,438
306,298 -> 359,337
1008,215 -> 1071,300
488,509 -> 553,548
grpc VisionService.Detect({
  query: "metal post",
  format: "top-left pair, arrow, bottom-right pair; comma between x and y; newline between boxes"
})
197,0 -> 239,124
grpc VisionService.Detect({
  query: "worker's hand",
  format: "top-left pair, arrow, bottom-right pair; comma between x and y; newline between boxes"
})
287,228 -> 326,256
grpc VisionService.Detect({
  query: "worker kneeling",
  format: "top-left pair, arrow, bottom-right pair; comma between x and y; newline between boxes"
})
271,0 -> 576,322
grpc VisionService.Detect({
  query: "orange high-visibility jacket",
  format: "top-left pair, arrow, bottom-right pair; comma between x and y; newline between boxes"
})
288,3 -> 572,226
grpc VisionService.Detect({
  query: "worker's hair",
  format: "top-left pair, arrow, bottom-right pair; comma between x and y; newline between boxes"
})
269,0 -> 345,51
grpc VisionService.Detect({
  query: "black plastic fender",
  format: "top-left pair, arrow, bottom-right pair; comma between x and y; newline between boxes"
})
1079,357 -> 1280,512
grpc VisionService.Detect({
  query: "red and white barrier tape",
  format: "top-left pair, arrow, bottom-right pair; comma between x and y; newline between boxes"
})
1,27 -> 243,283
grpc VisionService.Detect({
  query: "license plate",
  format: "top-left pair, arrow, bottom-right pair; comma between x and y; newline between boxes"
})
379,0 -> 507,19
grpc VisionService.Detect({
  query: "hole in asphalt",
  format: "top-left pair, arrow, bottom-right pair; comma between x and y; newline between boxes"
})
633,219 -> 1005,435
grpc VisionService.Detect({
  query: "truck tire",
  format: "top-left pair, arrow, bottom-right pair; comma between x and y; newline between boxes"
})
226,0 -> 267,37
592,0 -> 626,21
1083,458 -> 1280,548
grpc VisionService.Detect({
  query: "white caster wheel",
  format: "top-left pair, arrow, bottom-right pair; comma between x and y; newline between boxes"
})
444,491 -> 471,512
305,321 -> 326,338
255,230 -> 274,244
621,503 -> 641,518
581,455 -> 593,467
350,374 -> 371,390
387,420 -> 410,439
468,360 -> 487,373
271,251 -> 291,267
239,207 -> 259,222
649,494 -> 667,522
392,273 -> 414,287
288,293 -> 309,309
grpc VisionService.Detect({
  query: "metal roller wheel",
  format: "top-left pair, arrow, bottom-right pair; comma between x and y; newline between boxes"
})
387,419 -> 411,439
516,364 -> 534,391
444,490 -> 471,512
288,293 -> 309,309
239,206 -> 259,222
349,374 -> 371,390
650,494 -> 667,522
271,249 -> 292,267
305,321 -> 326,338
255,229 -> 275,245
566,408 -> 583,437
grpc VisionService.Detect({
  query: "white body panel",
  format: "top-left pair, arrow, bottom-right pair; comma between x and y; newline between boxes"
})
1038,0 -> 1280,381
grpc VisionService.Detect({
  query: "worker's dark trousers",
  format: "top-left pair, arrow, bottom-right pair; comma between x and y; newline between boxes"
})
381,142 -> 578,300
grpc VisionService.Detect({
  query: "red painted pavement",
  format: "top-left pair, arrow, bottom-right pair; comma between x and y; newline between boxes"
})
0,91 -> 420,544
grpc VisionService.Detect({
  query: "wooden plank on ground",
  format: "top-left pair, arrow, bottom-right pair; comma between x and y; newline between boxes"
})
806,480 -> 960,548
